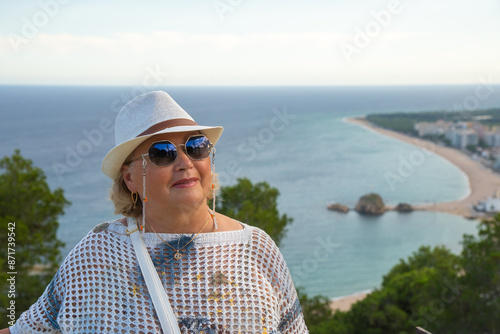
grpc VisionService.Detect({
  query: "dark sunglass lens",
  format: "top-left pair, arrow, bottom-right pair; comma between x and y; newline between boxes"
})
149,142 -> 177,166
186,136 -> 211,160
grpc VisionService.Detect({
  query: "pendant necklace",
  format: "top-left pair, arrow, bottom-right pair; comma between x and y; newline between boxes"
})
148,209 -> 214,260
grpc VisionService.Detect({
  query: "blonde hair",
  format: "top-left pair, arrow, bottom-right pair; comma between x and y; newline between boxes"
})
110,153 -> 142,218
109,154 -> 218,218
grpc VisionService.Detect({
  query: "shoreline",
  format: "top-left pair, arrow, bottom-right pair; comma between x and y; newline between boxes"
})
329,116 -> 500,312
345,116 -> 500,220
330,291 -> 370,312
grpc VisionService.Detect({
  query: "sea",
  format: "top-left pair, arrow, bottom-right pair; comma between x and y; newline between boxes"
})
1,85 -> 500,299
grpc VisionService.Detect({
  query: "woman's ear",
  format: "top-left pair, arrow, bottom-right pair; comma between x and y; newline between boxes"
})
122,164 -> 136,193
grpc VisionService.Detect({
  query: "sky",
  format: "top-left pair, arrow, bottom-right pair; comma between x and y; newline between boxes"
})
0,0 -> 499,86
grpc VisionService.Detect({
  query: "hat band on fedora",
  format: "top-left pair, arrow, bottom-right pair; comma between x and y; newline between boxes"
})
138,118 -> 199,137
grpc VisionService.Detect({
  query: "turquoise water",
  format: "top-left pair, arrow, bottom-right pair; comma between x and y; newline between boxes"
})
1,85 -> 493,299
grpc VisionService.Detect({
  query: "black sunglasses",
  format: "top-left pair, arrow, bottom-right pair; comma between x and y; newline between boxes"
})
130,135 -> 213,167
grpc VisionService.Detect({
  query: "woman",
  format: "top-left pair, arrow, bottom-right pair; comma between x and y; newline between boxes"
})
4,91 -> 308,333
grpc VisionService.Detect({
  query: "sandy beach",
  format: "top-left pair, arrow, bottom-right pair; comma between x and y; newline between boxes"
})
345,116 -> 500,219
330,292 -> 369,312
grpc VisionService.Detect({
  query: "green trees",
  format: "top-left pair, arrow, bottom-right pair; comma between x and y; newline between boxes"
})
365,109 -> 500,136
365,115 -> 419,136
216,177 -> 292,246
451,216 -> 500,332
312,246 -> 459,333
297,289 -> 335,333
0,150 -> 70,327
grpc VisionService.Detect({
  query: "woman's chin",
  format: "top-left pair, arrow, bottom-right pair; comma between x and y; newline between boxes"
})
168,194 -> 207,209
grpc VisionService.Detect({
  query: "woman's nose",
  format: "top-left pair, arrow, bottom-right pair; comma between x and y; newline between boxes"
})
174,147 -> 193,171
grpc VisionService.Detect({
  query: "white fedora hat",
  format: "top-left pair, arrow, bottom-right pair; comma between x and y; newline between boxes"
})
102,91 -> 223,180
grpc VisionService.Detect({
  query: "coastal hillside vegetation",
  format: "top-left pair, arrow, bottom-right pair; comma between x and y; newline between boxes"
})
365,108 -> 500,135
365,114 -> 420,135
0,150 -> 70,327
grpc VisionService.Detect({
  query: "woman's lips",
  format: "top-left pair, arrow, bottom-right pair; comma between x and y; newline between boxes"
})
172,177 -> 199,188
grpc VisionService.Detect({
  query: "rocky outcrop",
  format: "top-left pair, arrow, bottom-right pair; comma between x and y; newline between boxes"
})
327,203 -> 349,213
395,203 -> 413,213
355,193 -> 386,215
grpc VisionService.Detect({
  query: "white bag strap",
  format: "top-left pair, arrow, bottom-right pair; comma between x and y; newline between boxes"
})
127,218 -> 181,334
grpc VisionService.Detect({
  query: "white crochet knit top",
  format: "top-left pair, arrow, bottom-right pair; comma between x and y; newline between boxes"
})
10,220 -> 308,333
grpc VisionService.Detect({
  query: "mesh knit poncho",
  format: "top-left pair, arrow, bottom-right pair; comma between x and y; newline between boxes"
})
10,220 -> 308,333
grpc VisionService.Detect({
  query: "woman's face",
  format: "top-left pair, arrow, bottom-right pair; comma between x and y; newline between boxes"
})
123,131 -> 212,216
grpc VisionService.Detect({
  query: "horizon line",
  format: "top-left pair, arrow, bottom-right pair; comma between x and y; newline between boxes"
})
1,83 -> 499,88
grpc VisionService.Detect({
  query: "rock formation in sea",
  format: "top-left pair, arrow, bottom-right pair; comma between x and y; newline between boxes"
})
395,203 -> 414,213
355,193 -> 386,215
327,203 -> 350,213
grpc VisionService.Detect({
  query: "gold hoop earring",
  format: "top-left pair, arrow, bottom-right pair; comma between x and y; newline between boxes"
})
131,192 -> 139,209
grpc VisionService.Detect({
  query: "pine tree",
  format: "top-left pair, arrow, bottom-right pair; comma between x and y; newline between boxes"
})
0,150 -> 70,327
216,177 -> 292,246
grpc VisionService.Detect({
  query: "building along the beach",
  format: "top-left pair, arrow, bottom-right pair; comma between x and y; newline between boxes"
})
475,191 -> 500,213
483,128 -> 500,147
447,129 -> 479,149
482,197 -> 500,213
414,120 -> 450,137
415,121 -> 494,149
